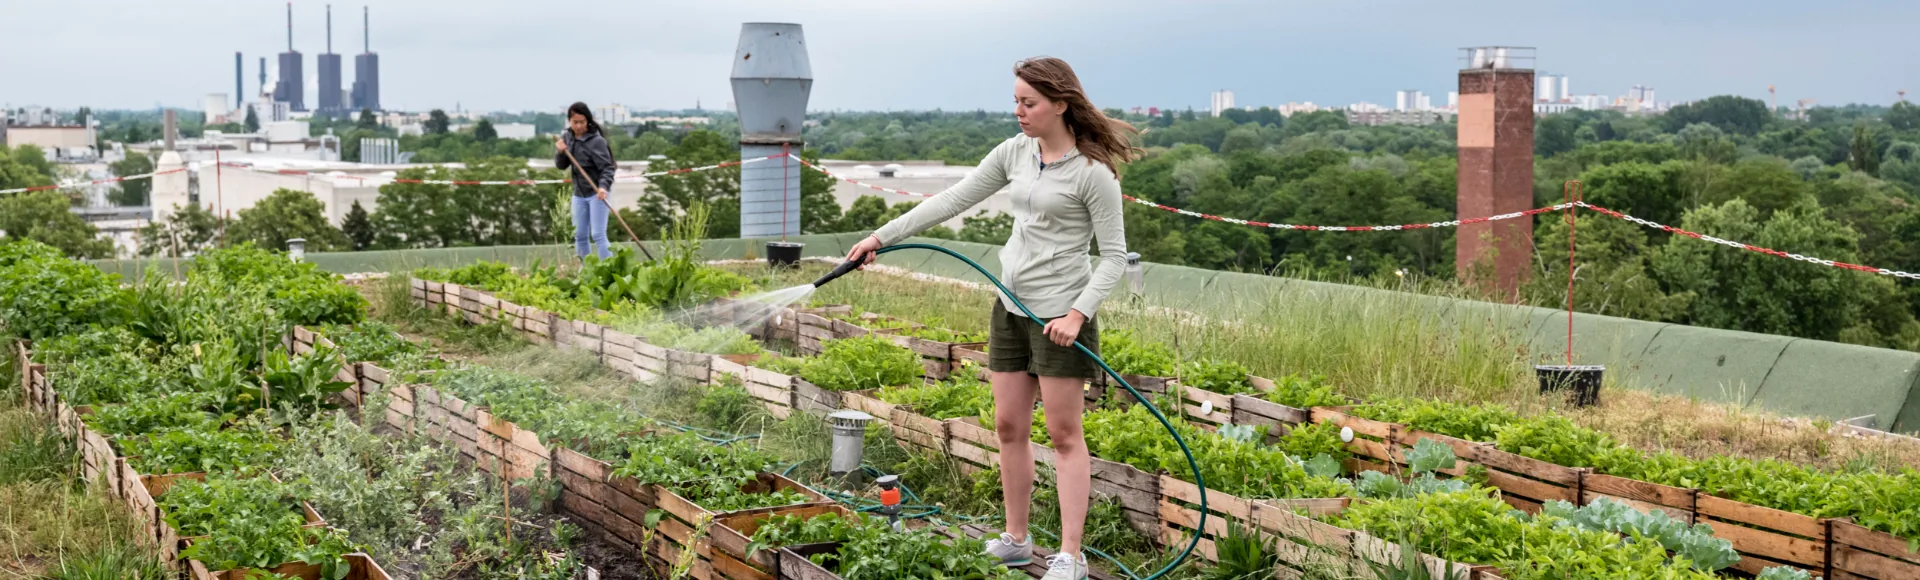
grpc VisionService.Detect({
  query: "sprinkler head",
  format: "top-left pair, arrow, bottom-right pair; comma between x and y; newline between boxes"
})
810,259 -> 864,289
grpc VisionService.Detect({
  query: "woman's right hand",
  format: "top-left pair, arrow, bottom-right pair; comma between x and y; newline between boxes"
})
845,235 -> 883,266
553,136 -> 567,153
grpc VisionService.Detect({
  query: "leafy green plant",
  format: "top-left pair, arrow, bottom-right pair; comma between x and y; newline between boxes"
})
0,240 -> 132,339
746,511 -> 867,558
875,364 -> 994,420
1260,374 -> 1347,409
260,345 -> 354,415
161,474 -> 356,578
1101,329 -> 1176,377
1204,520 -> 1280,580
1492,415 -> 1614,467
119,422 -> 280,475
696,378 -> 763,431
1333,489 -> 1720,579
427,365 -> 652,453
416,260 -> 517,289
611,432 -> 803,512
797,335 -> 922,392
158,475 -> 307,538
1352,438 -> 1471,500
1755,567 -> 1816,580
1273,421 -> 1347,461
84,391 -> 224,436
613,314 -> 763,356
1083,404 -> 1351,499
189,244 -> 366,326
752,355 -> 808,376
551,205 -> 753,312
1353,398 -> 1520,442
37,329 -> 177,406
813,518 -> 1027,580
896,325 -> 986,344
1180,359 -> 1255,395
317,321 -> 428,367
1534,498 -> 1738,572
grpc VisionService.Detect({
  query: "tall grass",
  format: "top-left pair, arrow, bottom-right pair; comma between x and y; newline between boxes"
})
739,262 -> 1538,407
0,391 -> 168,579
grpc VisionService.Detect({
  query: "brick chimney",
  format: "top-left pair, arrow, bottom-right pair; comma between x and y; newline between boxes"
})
1456,47 -> 1536,299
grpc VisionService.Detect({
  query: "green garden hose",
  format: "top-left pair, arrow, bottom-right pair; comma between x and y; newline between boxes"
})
815,243 -> 1207,580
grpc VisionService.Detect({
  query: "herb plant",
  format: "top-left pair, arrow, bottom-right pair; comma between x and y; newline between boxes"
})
796,335 -> 922,392
1179,359 -> 1255,395
1100,329 -> 1176,377
1082,404 -> 1351,499
1249,374 -> 1342,410
875,364 -> 994,420
1353,398 -> 1520,442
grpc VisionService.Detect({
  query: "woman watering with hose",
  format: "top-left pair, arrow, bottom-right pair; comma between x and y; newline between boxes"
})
843,57 -> 1138,580
555,102 -> 617,260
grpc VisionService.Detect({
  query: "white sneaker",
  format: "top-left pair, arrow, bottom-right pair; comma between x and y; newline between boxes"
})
1041,552 -> 1088,580
984,532 -> 1033,567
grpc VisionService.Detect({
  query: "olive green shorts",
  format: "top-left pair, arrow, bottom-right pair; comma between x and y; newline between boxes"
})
987,300 -> 1101,379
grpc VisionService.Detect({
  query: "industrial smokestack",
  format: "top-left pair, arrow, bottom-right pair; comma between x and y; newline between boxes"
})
259,57 -> 267,95
163,110 -> 178,151
326,5 -> 332,53
363,6 -> 369,53
235,52 -> 243,109
286,2 -> 294,52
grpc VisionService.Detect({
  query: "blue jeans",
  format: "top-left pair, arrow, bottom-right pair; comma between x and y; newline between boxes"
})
572,195 -> 611,259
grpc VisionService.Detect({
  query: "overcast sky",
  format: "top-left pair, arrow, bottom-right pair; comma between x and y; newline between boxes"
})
5,0 -> 1917,114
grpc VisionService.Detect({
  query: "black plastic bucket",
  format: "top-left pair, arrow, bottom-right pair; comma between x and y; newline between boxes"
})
766,241 -> 804,267
1535,364 -> 1604,407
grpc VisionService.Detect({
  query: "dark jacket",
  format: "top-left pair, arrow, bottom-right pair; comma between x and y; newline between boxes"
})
555,130 -> 616,198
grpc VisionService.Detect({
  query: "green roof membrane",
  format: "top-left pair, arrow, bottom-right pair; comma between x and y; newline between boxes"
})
1752,339 -> 1920,428
1634,324 -> 1794,407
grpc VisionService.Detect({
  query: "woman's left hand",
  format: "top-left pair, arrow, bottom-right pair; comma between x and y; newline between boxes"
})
596,187 -> 608,201
1044,310 -> 1087,347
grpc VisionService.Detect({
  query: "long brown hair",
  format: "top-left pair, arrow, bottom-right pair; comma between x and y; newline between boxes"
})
1014,57 -> 1140,177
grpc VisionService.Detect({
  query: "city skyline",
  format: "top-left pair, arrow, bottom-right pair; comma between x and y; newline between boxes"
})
2,0 -> 1916,114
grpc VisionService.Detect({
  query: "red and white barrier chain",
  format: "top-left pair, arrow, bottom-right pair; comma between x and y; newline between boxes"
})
0,167 -> 189,195
787,156 -> 1566,231
790,154 -> 1920,278
787,156 -> 936,199
10,150 -> 1909,279
1576,201 -> 1917,279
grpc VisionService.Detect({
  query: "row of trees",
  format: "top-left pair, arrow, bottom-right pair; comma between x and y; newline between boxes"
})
31,98 -> 1920,351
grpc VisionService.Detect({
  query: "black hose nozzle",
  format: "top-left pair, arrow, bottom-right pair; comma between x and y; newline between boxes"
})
811,259 -> 864,288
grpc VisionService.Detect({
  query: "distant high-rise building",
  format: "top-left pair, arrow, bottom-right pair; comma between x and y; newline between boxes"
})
1538,73 -> 1557,102
1209,90 -> 1234,117
1447,91 -> 1460,108
1395,90 -> 1424,111
1418,95 -> 1432,110
350,6 -> 380,113
275,4 -> 306,112
598,103 -> 632,125
316,5 -> 345,118
1558,75 -> 1570,101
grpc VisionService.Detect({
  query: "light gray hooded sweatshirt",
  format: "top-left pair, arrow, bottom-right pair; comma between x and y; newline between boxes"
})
874,134 -> 1127,320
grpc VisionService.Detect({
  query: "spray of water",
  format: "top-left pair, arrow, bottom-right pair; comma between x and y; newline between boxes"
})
669,284 -> 819,335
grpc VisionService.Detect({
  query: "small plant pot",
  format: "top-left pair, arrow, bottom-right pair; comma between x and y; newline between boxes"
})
1535,364 -> 1604,407
766,242 -> 804,267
